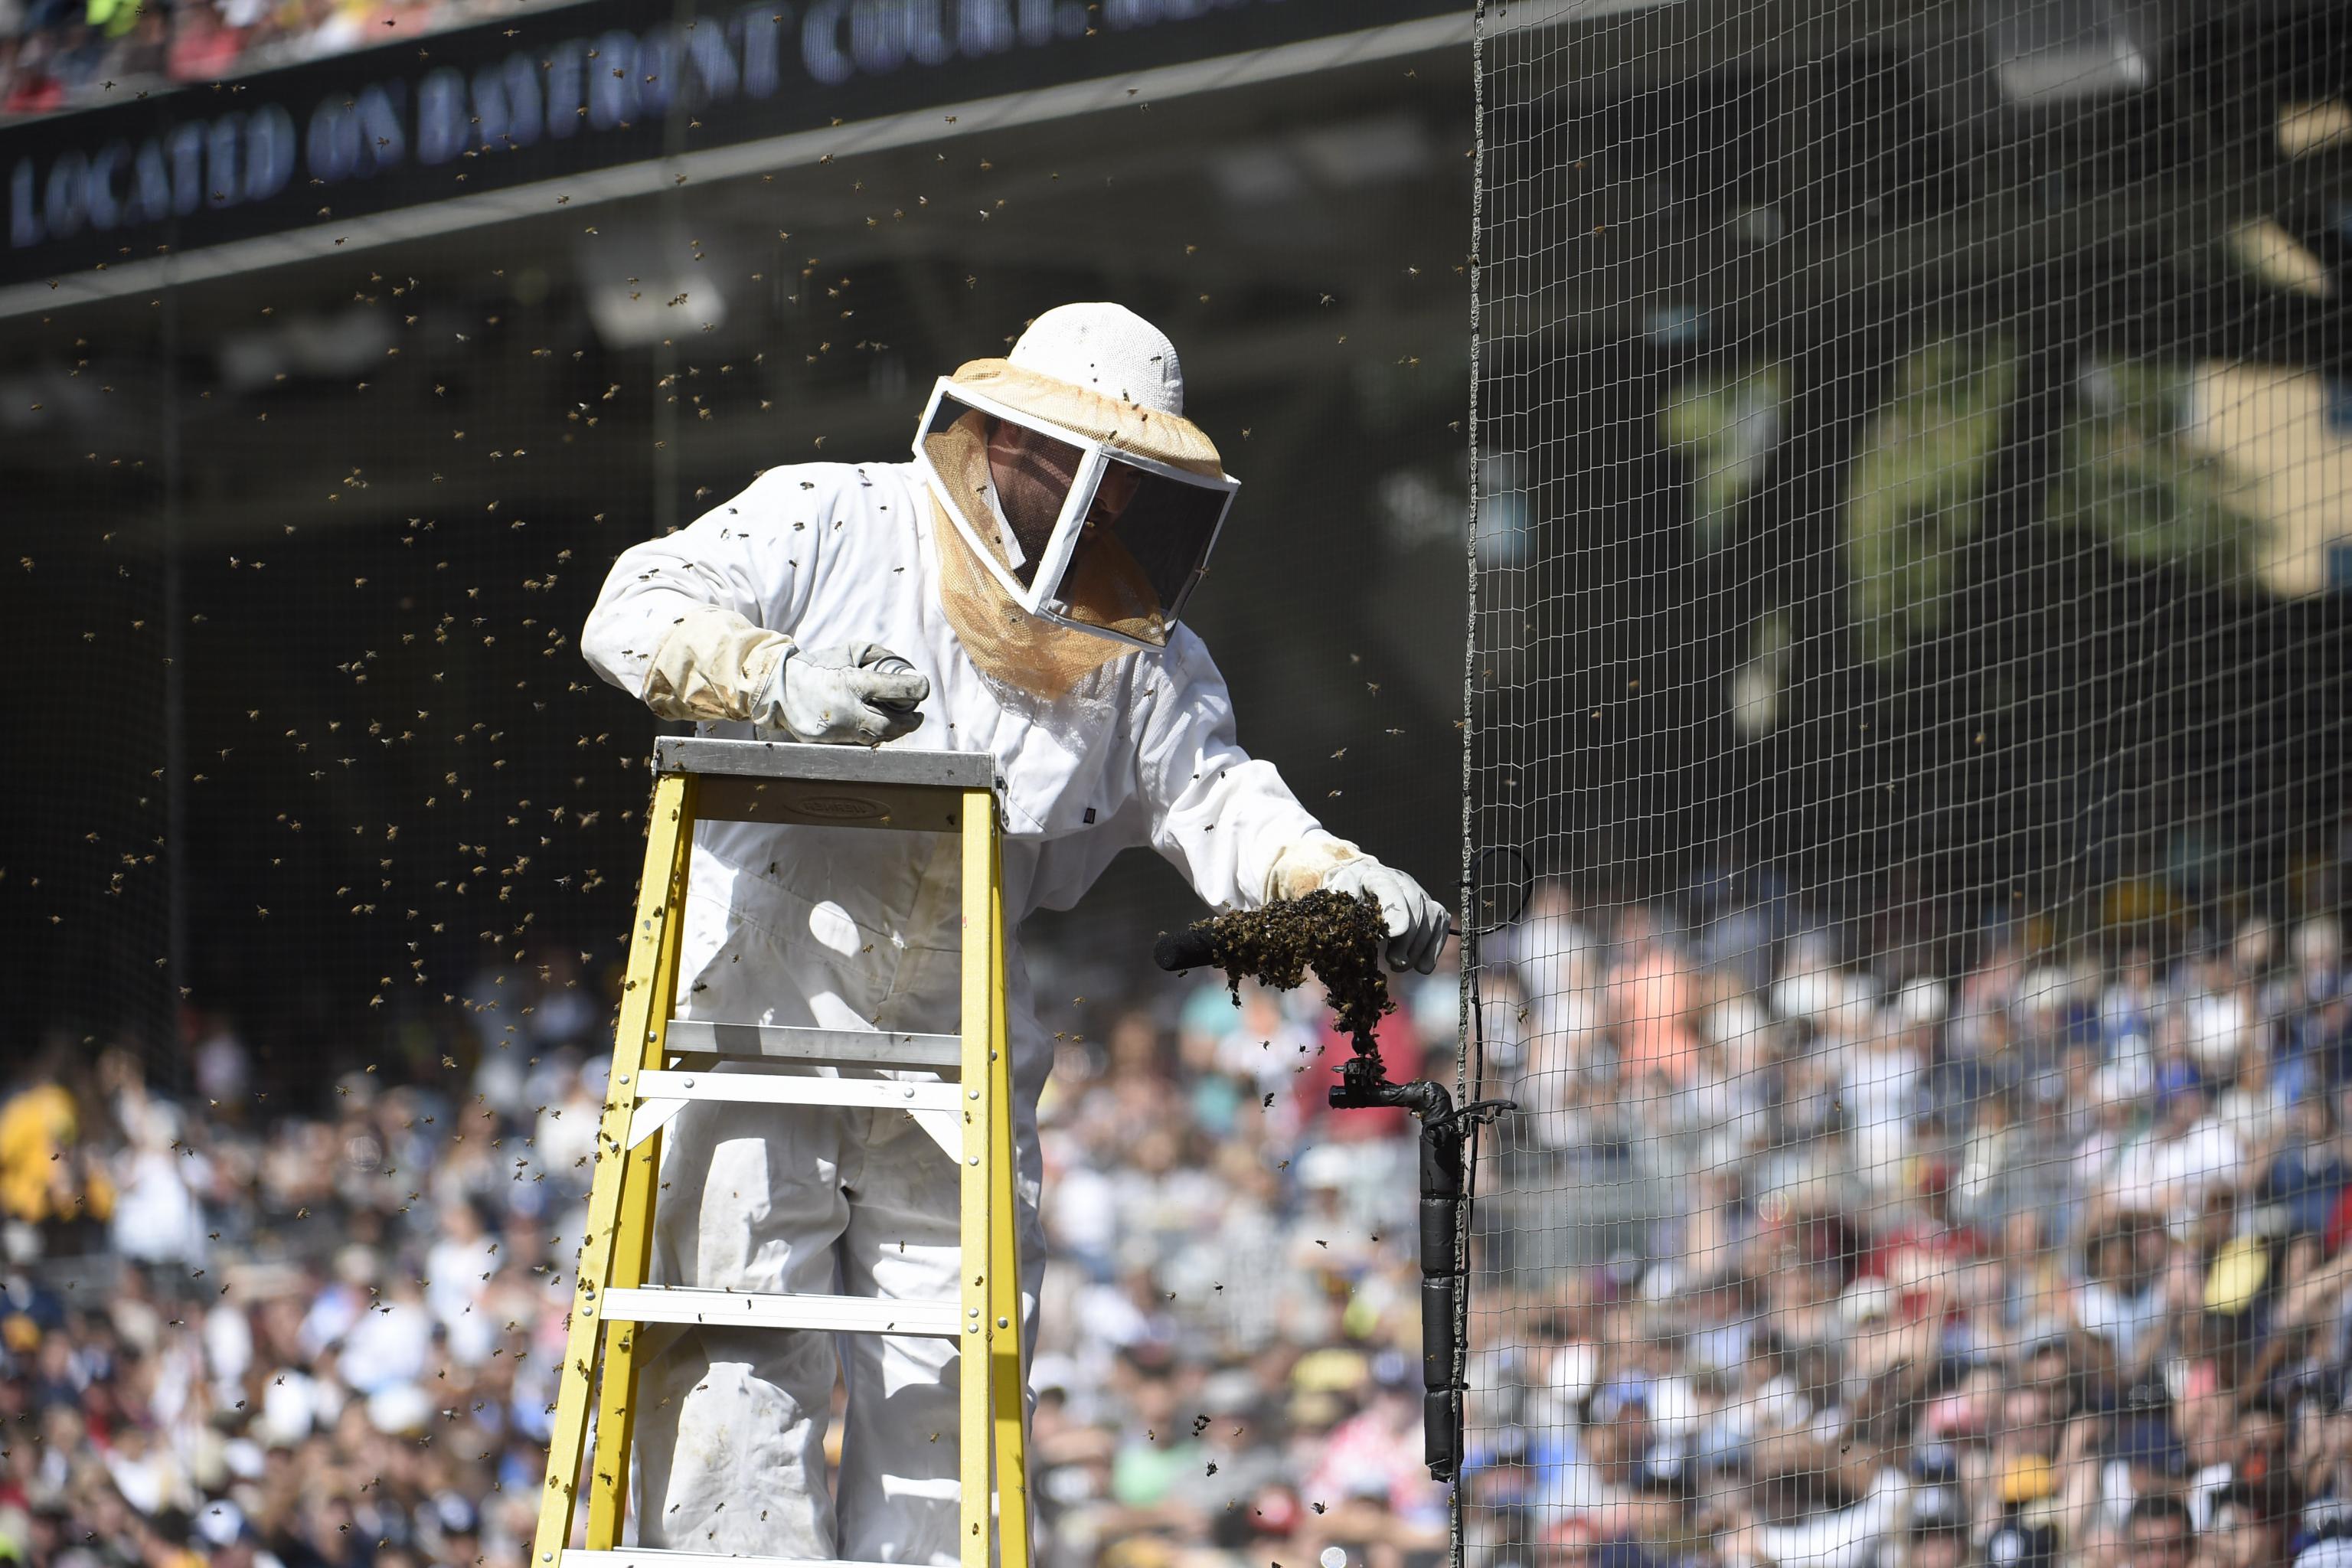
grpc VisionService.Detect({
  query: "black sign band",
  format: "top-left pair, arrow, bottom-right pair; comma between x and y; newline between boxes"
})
2,0 -> 1464,290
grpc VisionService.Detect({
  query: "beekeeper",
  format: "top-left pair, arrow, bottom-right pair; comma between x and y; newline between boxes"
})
580,302 -> 1449,1560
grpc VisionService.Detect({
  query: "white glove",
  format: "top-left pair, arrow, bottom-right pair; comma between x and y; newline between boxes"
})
1321,858 -> 1450,975
752,642 -> 929,744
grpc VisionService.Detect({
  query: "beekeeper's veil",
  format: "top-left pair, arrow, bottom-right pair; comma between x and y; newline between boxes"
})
914,303 -> 1237,698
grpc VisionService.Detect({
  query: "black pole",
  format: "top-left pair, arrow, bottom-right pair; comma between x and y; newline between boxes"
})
1329,1056 -> 1510,1482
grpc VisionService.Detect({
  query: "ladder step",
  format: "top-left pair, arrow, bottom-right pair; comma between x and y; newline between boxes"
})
564,1553 -> 910,1568
594,1287 -> 961,1338
622,1070 -> 962,1151
633,1070 -> 962,1115
664,1020 -> 962,1071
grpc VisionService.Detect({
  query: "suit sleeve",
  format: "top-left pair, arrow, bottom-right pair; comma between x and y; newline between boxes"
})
580,472 -> 809,723
1133,632 -> 1365,910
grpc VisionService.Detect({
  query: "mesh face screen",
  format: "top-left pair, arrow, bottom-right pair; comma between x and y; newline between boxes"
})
1086,463 -> 1227,623
921,392 -> 1088,586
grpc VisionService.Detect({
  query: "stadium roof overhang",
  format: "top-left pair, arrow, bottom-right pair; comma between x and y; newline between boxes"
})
0,0 -> 1469,317
0,1 -> 1488,544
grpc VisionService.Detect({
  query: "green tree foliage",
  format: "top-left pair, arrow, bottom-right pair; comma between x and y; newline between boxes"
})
1846,337 -> 2017,665
2047,358 -> 2269,580
1660,363 -> 1786,557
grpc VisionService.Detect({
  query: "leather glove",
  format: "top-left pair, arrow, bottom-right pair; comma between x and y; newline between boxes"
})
752,642 -> 929,744
1321,858 -> 1450,975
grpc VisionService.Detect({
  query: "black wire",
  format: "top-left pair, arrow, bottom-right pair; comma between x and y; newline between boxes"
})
1468,843 -> 1535,939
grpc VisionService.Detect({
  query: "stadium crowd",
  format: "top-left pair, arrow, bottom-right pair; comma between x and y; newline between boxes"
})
1460,867 -> 2352,1568
3,854 -> 2351,1568
0,0 -> 527,119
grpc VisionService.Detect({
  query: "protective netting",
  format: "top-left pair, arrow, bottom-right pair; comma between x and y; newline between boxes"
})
1469,5 -> 2351,1568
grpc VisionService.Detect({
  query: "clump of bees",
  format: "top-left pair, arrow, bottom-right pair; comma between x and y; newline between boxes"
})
1170,888 -> 1391,1050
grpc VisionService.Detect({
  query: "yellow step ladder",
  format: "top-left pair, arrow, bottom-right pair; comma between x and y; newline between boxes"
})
533,736 -> 1032,1568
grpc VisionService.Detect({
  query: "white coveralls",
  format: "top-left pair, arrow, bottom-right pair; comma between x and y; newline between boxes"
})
580,456 -> 1352,1560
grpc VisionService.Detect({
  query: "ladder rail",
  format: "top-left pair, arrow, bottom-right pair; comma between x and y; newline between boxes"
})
534,770 -> 697,1567
986,821 -> 1034,1568
957,790 -> 994,1568
583,828 -> 689,1549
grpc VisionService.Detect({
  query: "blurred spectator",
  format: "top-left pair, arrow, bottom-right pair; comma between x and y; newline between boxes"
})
2129,1494 -> 2198,1568
0,1037 -> 113,1254
0,0 -> 521,121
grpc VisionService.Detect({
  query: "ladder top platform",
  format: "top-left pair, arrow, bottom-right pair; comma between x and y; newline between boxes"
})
654,737 -> 998,831
656,736 -> 998,789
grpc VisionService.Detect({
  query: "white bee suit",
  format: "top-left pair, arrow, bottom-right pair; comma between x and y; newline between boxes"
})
579,455 -> 1361,1560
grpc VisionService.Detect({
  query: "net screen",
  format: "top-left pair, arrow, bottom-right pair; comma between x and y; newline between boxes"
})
1468,7 -> 2352,1568
1092,461 -> 1227,626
